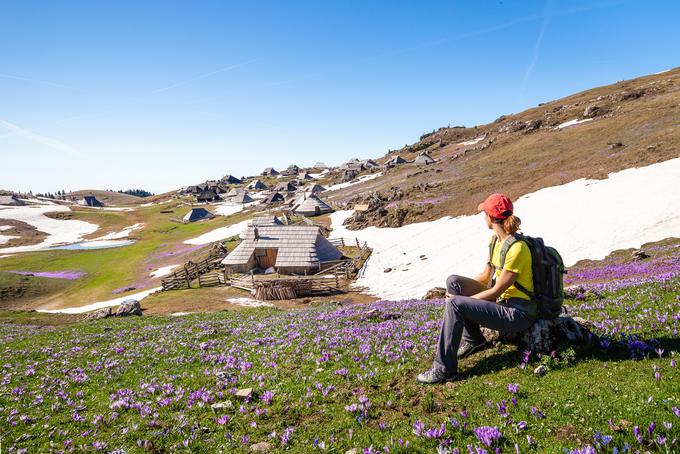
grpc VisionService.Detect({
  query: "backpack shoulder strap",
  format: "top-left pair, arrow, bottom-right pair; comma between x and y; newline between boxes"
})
488,235 -> 498,266
498,235 -> 519,269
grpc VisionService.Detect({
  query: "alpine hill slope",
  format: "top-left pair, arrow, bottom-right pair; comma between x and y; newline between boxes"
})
323,67 -> 679,228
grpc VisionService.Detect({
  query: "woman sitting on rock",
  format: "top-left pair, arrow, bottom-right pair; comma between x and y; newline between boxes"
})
417,193 -> 537,384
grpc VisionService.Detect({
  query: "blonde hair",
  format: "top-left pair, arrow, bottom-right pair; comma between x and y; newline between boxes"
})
491,214 -> 521,235
502,215 -> 521,235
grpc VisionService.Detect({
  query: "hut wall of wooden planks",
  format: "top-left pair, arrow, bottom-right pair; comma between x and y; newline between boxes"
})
253,275 -> 341,300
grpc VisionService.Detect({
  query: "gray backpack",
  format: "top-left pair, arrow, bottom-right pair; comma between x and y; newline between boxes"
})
489,233 -> 566,319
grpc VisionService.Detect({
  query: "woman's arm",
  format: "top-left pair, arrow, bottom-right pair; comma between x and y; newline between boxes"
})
470,269 -> 518,301
473,263 -> 492,286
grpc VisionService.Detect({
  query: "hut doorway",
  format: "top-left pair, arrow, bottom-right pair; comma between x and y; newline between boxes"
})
255,248 -> 278,269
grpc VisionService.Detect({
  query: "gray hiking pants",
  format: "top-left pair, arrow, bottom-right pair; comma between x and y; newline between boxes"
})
433,274 -> 535,373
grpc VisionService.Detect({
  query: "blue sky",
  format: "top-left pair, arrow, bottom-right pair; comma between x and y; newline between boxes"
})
1,0 -> 678,194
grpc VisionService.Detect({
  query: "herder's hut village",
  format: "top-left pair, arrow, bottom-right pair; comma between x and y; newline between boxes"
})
1,2 -> 679,452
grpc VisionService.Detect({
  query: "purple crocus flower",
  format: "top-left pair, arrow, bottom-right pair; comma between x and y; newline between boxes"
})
216,415 -> 229,425
648,421 -> 656,438
280,427 -> 294,445
633,426 -> 643,443
260,390 -> 275,405
473,426 -> 501,447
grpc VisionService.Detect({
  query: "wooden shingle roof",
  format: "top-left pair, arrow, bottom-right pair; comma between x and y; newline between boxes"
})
221,225 -> 342,269
293,194 -> 333,216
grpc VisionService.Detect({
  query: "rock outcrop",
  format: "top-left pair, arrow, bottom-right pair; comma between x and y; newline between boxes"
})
422,287 -> 446,300
85,307 -> 112,320
481,316 -> 595,354
115,299 -> 143,317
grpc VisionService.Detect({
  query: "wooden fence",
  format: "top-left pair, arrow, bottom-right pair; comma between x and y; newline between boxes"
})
160,242 -> 228,291
161,236 -> 373,301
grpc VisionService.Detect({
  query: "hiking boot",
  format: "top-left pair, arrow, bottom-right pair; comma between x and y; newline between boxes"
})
416,367 -> 457,384
457,340 -> 488,359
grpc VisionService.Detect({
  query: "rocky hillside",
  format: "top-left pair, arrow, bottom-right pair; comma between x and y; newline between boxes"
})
323,68 -> 679,229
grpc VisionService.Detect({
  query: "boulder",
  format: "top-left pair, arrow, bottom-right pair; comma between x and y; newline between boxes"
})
481,316 -> 595,354
583,104 -> 600,118
631,249 -> 650,261
422,287 -> 446,300
235,388 -> 253,399
85,307 -> 111,320
250,442 -> 272,452
534,365 -> 547,376
498,120 -> 526,133
525,119 -> 543,131
115,299 -> 143,317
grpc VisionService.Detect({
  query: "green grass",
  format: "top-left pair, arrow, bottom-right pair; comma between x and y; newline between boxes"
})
0,202 -> 253,308
0,276 -> 678,452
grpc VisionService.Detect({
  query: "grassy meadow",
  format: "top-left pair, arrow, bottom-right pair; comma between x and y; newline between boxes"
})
0,241 -> 678,453
0,202 -> 248,310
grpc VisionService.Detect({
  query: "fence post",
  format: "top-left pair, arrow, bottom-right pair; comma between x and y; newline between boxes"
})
355,238 -> 360,248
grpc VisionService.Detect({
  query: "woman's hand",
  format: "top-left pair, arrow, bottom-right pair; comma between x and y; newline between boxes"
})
471,269 -> 518,301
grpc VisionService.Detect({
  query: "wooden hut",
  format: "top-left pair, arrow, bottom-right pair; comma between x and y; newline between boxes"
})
304,184 -> 326,194
0,195 -> 25,206
360,159 -> 379,169
79,195 -> 104,207
250,215 -> 283,227
293,194 -> 333,217
414,152 -> 435,166
221,174 -> 243,185
227,188 -> 246,197
197,189 -> 220,203
282,164 -> 301,176
232,192 -> 254,204
247,179 -> 268,190
261,192 -> 285,204
221,225 -> 342,274
385,155 -> 406,167
273,181 -> 297,193
183,207 -> 215,223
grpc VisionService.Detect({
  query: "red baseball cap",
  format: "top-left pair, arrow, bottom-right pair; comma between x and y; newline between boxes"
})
478,193 -> 513,219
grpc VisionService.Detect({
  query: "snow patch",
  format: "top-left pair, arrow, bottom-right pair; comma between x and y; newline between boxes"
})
0,234 -> 19,245
0,225 -> 12,231
37,286 -> 162,314
149,265 -> 179,278
213,203 -> 246,217
330,157 -> 680,300
458,136 -> 485,146
0,205 -> 99,253
556,118 -> 593,129
227,297 -> 274,308
94,223 -> 144,240
324,172 -> 383,192
309,169 -> 330,179
183,219 -> 251,245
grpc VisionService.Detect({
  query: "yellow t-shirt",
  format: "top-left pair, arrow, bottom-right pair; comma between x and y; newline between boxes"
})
491,236 -> 534,301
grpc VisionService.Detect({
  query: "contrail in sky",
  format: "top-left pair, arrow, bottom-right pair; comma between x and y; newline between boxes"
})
0,119 -> 82,157
522,0 -> 556,90
151,59 -> 256,93
0,72 -> 72,89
